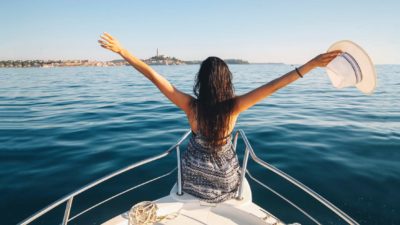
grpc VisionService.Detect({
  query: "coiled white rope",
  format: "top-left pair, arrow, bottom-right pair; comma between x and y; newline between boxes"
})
128,201 -> 178,225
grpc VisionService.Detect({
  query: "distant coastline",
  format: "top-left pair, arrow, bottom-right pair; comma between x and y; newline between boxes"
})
0,55 -> 285,68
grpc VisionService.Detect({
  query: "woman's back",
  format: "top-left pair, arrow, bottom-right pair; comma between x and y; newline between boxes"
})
185,106 -> 239,145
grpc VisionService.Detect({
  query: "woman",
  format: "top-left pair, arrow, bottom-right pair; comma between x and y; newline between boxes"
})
98,32 -> 341,203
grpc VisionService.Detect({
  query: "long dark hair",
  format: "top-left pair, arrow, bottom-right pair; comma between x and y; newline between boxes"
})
190,56 -> 236,147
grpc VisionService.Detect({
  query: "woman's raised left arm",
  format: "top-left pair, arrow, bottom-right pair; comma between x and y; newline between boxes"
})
98,32 -> 193,113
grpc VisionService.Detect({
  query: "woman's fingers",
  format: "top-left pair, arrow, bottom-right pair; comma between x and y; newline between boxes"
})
98,40 -> 113,49
98,40 -> 108,45
103,32 -> 114,40
100,35 -> 113,44
325,54 -> 338,60
326,51 -> 341,57
323,51 -> 341,60
100,44 -> 111,50
330,50 -> 342,53
327,50 -> 342,54
321,52 -> 342,65
311,50 -> 343,68
324,51 -> 342,59
98,32 -> 122,53
322,57 -> 337,63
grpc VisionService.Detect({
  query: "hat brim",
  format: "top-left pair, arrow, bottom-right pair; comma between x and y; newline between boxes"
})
327,40 -> 377,94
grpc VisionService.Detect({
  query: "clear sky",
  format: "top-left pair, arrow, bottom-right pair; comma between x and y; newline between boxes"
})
1,0 -> 399,64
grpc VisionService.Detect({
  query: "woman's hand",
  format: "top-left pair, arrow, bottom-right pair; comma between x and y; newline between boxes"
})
98,32 -> 123,54
308,50 -> 342,68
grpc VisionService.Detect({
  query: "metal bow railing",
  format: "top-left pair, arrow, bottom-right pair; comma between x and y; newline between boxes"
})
18,130 -> 191,225
233,129 -> 359,225
18,129 -> 359,225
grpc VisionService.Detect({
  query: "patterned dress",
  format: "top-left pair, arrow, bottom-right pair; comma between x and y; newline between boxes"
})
181,131 -> 241,203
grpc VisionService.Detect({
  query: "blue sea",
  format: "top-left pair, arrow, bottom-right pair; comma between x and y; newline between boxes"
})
0,64 -> 399,225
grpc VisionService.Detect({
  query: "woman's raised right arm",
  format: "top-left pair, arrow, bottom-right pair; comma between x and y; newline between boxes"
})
234,51 -> 342,114
98,32 -> 193,113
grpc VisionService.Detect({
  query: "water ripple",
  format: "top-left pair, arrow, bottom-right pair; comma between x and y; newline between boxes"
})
0,65 -> 399,224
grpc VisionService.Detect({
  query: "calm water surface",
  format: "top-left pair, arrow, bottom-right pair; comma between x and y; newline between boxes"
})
0,65 -> 399,224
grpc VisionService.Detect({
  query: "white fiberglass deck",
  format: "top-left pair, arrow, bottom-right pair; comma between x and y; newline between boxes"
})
103,180 -> 285,225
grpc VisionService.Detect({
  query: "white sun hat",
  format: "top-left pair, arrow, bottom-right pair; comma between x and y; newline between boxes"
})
326,40 -> 377,94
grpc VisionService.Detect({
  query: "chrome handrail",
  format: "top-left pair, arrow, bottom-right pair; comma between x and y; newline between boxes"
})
18,129 -> 358,225
246,169 -> 322,225
234,129 -> 359,225
68,167 -> 177,222
18,130 -> 191,225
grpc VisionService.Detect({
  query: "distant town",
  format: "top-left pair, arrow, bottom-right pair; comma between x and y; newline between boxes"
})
0,57 -> 250,68
0,49 -> 259,68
